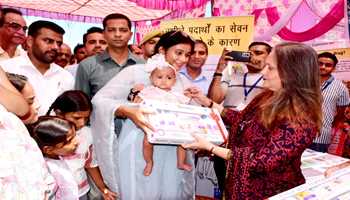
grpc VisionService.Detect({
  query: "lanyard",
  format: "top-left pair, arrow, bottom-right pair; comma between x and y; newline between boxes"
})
243,73 -> 263,101
321,76 -> 334,91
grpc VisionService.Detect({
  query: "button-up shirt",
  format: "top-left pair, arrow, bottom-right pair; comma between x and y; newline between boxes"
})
75,49 -> 144,99
0,54 -> 74,115
314,76 -> 350,144
179,67 -> 213,95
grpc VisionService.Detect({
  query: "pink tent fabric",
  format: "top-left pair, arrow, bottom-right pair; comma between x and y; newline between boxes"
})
212,0 -> 348,45
0,0 -> 172,22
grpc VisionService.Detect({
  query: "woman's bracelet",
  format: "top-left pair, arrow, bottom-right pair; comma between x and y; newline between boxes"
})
127,88 -> 140,101
213,72 -> 223,77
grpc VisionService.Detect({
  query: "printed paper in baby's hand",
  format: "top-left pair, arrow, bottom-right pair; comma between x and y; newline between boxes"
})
142,100 -> 228,145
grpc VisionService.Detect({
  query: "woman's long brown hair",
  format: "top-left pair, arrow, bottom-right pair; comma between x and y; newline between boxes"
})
257,43 -> 322,131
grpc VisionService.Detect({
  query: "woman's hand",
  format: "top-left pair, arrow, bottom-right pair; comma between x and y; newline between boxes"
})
116,105 -> 155,135
182,133 -> 214,152
184,87 -> 212,107
102,188 -> 118,200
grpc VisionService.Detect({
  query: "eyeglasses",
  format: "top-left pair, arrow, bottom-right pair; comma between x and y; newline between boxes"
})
4,22 -> 28,33
318,61 -> 334,68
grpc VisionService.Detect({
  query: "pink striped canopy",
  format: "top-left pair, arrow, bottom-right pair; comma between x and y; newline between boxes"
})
0,0 -> 172,22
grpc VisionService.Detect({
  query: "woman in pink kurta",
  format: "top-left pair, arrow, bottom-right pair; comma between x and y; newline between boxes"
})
184,42 -> 322,199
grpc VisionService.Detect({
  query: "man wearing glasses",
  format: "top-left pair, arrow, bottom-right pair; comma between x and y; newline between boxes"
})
0,8 -> 27,61
309,52 -> 350,153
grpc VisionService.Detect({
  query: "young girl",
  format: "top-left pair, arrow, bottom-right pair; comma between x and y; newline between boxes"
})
6,73 -> 39,124
128,54 -> 192,176
31,116 -> 80,199
47,90 -> 116,200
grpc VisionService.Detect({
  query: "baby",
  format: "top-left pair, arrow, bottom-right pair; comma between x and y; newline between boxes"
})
128,54 -> 192,176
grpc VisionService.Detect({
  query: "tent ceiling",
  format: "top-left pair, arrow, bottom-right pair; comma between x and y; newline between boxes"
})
1,0 -> 171,21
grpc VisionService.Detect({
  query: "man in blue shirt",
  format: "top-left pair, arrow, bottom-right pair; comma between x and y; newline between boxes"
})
179,39 -> 211,95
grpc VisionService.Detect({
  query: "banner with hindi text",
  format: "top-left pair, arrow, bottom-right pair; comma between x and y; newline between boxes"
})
160,16 -> 254,55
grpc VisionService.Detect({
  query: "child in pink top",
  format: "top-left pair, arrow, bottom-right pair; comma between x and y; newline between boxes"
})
31,116 -> 80,200
47,90 -> 117,200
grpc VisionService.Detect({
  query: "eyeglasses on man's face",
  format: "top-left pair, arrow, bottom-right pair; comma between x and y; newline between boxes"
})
4,22 -> 28,33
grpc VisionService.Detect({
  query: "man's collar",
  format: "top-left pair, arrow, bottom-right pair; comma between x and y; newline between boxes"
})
24,53 -> 60,74
99,50 -> 112,61
324,75 -> 335,83
98,49 -> 145,64
179,68 -> 206,81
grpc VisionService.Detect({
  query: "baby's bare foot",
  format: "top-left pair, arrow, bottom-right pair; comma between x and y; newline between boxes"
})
143,161 -> 153,176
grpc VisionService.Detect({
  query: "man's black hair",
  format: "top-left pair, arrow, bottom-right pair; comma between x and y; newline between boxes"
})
28,20 -> 65,37
249,41 -> 272,54
73,43 -> 85,55
102,13 -> 131,30
318,52 -> 338,66
83,27 -> 103,45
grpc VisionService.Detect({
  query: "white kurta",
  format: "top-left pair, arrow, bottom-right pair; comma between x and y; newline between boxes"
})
91,62 -> 195,199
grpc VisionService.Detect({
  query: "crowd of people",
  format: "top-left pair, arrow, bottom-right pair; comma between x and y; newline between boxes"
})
0,7 -> 350,200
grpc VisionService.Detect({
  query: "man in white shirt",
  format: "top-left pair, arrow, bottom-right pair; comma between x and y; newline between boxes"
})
0,20 -> 74,116
0,8 -> 27,61
208,42 -> 272,110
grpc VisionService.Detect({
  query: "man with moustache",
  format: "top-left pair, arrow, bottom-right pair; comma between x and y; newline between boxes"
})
65,27 -> 107,77
75,13 -> 144,100
55,43 -> 72,68
83,27 -> 107,57
179,39 -> 211,95
0,8 -> 27,61
0,20 -> 74,116
139,29 -> 162,60
208,42 -> 271,110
